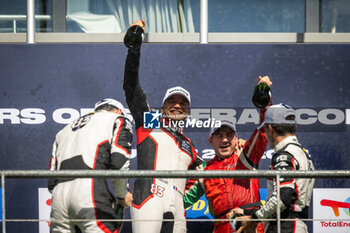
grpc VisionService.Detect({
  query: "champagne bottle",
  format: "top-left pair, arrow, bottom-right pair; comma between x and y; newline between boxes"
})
252,83 -> 271,108
124,25 -> 144,49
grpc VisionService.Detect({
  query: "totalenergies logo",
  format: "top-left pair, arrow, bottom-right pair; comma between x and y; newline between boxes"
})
320,197 -> 350,217
45,198 -> 52,227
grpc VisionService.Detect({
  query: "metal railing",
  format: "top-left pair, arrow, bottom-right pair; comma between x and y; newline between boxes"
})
0,0 -> 207,44
0,15 -> 51,33
1,0 -> 350,44
1,169 -> 350,233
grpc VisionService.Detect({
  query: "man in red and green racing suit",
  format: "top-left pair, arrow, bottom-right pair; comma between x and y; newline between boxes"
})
184,76 -> 272,233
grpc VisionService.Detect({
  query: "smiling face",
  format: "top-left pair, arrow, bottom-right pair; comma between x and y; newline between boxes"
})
161,94 -> 190,121
208,126 -> 237,159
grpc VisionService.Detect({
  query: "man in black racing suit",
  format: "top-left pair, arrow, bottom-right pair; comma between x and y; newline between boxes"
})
123,20 -> 203,233
228,103 -> 315,233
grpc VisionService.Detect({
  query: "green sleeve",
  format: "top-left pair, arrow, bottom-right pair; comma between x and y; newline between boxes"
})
184,162 -> 207,209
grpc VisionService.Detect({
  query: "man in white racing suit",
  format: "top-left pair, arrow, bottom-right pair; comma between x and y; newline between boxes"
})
229,103 -> 315,233
123,20 -> 203,233
48,98 -> 133,233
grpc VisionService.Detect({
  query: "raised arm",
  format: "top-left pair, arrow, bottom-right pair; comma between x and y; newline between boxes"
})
241,76 -> 272,166
123,20 -> 149,129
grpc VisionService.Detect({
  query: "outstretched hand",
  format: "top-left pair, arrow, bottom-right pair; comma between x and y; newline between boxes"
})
130,19 -> 145,30
118,192 -> 133,208
258,76 -> 272,87
236,138 -> 246,150
226,207 -> 244,219
235,215 -> 257,233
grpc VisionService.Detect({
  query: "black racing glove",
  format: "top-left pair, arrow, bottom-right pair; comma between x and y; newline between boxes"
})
230,202 -> 263,231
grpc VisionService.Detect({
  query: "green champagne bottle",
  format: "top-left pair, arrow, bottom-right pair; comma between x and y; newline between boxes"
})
252,83 -> 271,108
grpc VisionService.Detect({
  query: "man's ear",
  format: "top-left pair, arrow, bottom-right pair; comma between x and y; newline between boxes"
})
185,104 -> 190,113
117,109 -> 123,115
208,136 -> 213,146
233,134 -> 238,143
268,124 -> 274,135
111,109 -> 122,115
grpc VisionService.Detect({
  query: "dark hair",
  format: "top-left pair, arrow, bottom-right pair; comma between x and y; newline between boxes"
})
95,104 -> 118,112
267,115 -> 296,136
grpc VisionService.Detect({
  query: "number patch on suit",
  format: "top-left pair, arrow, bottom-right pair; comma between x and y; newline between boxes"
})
71,113 -> 92,131
150,184 -> 165,198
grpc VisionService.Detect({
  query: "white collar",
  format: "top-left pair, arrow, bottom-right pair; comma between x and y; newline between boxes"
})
274,135 -> 299,152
